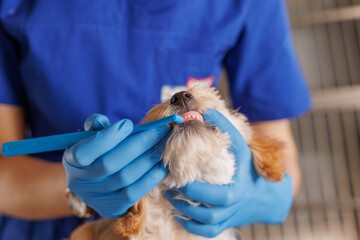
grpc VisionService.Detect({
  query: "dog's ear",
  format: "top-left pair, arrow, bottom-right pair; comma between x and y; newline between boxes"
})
113,197 -> 147,237
142,102 -> 170,124
249,134 -> 285,182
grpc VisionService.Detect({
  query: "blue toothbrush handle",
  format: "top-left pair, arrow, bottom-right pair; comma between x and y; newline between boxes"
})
2,131 -> 95,157
1,114 -> 184,157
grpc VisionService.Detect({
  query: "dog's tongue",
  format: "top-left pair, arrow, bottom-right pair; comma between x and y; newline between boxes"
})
181,111 -> 203,123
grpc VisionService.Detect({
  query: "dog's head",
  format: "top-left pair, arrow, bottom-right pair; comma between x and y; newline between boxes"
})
143,87 -> 252,188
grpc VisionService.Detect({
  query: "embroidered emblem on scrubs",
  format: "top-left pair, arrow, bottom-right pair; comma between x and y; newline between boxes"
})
161,76 -> 214,102
186,76 -> 214,89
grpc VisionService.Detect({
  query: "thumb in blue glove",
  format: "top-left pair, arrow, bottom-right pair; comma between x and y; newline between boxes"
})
164,109 -> 293,238
63,114 -> 170,218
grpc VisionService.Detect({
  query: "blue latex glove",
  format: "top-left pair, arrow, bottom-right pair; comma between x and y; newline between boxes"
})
63,114 -> 170,218
164,109 -> 293,238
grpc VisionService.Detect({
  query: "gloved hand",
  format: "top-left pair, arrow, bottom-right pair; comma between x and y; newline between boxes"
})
63,114 -> 170,218
164,109 -> 293,238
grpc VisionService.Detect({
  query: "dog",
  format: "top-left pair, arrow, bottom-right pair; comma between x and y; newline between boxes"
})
70,86 -> 284,240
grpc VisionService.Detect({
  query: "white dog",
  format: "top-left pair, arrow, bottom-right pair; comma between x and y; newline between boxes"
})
71,87 -> 284,240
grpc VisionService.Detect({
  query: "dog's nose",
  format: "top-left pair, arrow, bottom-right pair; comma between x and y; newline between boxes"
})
170,91 -> 193,107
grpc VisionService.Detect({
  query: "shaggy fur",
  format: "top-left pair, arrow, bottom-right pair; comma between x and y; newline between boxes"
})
70,87 -> 285,240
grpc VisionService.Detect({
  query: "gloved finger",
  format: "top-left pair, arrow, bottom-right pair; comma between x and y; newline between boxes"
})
84,114 -> 111,131
164,190 -> 241,225
81,192 -> 133,218
203,109 -> 250,156
68,147 -> 163,193
76,125 -> 169,179
87,161 -> 168,218
174,217 -> 223,238
174,181 -> 238,207
121,161 -> 168,204
63,119 -> 133,168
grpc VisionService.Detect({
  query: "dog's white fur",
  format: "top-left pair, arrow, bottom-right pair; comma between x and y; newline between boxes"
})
132,87 -> 249,240
71,87 -> 282,240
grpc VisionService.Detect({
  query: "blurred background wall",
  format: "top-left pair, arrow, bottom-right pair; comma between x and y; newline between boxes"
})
220,0 -> 360,239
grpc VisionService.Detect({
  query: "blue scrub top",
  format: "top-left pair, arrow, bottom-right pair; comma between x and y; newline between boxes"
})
0,0 -> 311,239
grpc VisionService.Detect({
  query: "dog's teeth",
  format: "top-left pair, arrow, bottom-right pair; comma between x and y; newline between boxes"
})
181,112 -> 203,122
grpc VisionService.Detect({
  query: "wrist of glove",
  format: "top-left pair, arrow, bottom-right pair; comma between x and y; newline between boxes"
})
62,114 -> 170,218
164,110 -> 293,238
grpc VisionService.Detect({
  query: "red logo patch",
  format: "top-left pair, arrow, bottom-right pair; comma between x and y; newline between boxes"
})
186,76 -> 214,89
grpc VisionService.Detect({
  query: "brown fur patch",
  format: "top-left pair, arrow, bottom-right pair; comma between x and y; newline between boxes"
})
143,102 -> 171,123
70,218 -> 127,240
113,197 -> 147,237
249,134 -> 285,182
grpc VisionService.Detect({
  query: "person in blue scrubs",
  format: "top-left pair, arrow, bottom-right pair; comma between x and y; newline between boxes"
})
0,1 -> 311,239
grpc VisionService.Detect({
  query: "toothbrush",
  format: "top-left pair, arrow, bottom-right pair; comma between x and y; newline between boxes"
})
1,114 -> 184,157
